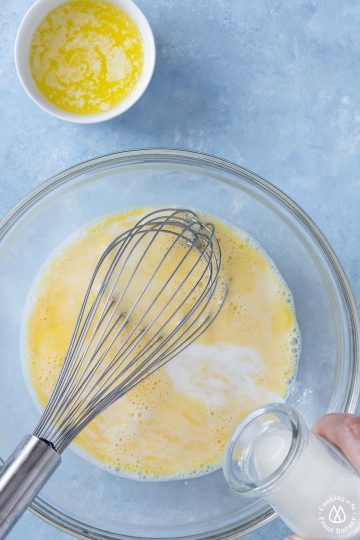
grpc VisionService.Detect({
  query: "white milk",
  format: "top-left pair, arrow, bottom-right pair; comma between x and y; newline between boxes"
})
166,344 -> 283,408
224,404 -> 360,540
253,425 -> 292,479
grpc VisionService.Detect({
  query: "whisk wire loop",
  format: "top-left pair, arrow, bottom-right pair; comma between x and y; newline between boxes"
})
34,209 -> 224,453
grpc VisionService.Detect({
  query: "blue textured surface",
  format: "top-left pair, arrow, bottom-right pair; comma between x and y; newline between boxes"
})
1,1 -> 360,539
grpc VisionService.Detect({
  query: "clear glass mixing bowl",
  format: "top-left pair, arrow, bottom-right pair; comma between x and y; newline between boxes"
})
0,149 -> 358,539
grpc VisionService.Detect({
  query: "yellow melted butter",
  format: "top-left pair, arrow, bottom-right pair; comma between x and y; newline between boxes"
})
29,0 -> 144,114
25,209 -> 299,479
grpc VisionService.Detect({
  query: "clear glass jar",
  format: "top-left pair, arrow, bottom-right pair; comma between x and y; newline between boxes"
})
223,403 -> 360,539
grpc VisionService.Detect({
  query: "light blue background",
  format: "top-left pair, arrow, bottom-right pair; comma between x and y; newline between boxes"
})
1,1 -> 360,538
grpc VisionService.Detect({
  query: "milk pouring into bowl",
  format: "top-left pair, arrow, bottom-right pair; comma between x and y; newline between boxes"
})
0,148 -> 358,539
224,403 -> 360,540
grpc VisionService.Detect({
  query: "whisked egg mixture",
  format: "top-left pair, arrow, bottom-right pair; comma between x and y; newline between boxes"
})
23,208 -> 300,480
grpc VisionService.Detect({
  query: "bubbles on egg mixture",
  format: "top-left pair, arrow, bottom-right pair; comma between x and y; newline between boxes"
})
22,208 -> 300,481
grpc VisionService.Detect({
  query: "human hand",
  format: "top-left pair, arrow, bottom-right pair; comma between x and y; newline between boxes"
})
284,413 -> 360,540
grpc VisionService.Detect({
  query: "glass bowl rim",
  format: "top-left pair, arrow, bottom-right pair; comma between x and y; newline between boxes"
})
1,148 -> 359,539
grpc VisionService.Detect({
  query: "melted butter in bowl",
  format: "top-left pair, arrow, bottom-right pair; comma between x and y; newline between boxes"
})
15,0 -> 155,122
22,208 -> 300,480
29,0 -> 144,114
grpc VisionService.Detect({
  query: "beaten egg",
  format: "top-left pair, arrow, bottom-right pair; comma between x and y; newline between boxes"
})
23,209 -> 300,480
29,0 -> 144,114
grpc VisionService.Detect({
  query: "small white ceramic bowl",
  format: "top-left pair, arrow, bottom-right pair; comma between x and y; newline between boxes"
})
15,0 -> 156,123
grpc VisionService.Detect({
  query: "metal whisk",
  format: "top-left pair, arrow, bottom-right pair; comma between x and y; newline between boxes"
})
0,208 -> 225,538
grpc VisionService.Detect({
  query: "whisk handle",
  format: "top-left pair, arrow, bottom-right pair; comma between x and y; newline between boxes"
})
0,435 -> 60,539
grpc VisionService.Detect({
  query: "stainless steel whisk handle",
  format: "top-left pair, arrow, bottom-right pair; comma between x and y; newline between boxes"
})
0,435 -> 61,539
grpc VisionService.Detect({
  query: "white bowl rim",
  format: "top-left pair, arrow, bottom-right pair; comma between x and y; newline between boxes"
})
14,0 -> 156,124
